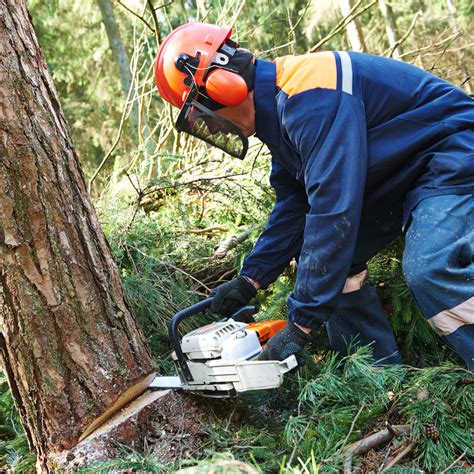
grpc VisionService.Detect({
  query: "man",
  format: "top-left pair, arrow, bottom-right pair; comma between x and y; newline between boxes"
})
154,23 -> 474,369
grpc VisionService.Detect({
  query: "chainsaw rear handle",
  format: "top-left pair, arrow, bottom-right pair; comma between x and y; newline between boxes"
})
168,298 -> 257,382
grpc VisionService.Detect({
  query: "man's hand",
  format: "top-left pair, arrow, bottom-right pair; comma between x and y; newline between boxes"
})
210,276 -> 258,317
258,321 -> 312,362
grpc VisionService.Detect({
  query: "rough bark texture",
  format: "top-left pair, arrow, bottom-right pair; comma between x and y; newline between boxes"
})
338,0 -> 368,52
0,0 -> 154,470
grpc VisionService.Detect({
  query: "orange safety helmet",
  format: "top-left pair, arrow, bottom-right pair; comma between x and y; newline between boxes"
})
154,22 -> 249,109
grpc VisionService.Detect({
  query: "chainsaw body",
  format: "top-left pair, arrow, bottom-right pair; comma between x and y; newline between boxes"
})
149,299 -> 297,397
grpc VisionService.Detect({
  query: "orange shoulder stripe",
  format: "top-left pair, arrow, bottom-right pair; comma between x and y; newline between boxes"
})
275,52 -> 337,97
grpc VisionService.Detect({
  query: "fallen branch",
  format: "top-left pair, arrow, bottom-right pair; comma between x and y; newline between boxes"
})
341,404 -> 365,448
343,424 -> 410,474
214,228 -> 254,259
440,450 -> 467,473
176,226 -> 229,235
381,439 -> 416,471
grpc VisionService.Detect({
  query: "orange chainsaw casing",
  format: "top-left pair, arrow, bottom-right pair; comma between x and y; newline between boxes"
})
246,320 -> 287,346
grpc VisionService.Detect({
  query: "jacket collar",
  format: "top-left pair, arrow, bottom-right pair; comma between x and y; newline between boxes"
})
253,59 -> 280,148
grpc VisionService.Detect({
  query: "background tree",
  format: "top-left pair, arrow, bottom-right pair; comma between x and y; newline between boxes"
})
378,0 -> 401,58
338,0 -> 368,51
96,0 -> 156,163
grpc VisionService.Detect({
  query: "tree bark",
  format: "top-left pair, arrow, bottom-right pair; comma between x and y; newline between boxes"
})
378,0 -> 401,58
0,1 -> 156,470
338,0 -> 368,52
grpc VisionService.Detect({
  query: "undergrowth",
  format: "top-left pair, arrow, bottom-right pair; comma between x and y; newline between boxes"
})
77,349 -> 473,473
1,168 -> 472,473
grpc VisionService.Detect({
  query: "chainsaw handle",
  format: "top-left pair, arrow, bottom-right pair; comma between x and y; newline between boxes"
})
168,299 -> 258,382
168,298 -> 213,382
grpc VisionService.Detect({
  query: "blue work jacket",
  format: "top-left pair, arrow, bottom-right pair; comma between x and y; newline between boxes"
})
240,52 -> 474,330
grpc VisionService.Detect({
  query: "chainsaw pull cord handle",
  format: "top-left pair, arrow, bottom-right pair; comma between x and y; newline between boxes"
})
168,298 -> 213,382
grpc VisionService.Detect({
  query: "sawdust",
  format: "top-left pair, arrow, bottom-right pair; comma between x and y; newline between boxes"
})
359,449 -> 387,473
145,392 -> 208,463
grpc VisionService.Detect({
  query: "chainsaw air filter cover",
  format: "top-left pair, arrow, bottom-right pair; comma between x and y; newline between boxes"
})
181,319 -> 262,361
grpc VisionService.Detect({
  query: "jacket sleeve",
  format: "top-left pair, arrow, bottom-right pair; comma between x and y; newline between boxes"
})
240,157 -> 308,288
283,89 -> 368,329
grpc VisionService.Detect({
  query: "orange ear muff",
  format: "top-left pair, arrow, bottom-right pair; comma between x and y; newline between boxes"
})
205,69 -> 248,107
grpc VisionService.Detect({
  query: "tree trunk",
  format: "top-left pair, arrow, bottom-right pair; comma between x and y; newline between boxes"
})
338,0 -> 367,52
0,0 -> 156,470
378,0 -> 401,58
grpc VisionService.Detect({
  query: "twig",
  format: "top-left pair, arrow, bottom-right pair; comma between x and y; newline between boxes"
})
229,0 -> 246,29
381,440 -> 416,471
286,424 -> 310,471
398,32 -> 461,59
117,0 -> 155,32
389,11 -> 422,58
163,261 -> 212,291
309,0 -> 377,52
429,33 -> 459,72
377,446 -> 392,472
146,0 -> 162,45
343,424 -> 410,474
127,244 -> 211,291
88,82 -> 133,192
341,404 -> 365,448
288,0 -> 312,38
217,267 -> 238,282
440,450 -> 467,473
142,172 -> 249,197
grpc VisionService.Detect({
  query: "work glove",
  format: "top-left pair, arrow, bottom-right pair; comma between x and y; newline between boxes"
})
258,321 -> 312,362
210,276 -> 257,317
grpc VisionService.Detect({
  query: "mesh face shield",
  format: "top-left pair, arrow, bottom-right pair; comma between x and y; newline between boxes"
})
176,88 -> 249,159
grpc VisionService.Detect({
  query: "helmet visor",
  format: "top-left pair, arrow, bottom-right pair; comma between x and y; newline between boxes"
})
176,94 -> 248,159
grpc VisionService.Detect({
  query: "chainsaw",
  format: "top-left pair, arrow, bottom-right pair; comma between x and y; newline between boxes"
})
78,299 -> 298,441
149,298 -> 298,397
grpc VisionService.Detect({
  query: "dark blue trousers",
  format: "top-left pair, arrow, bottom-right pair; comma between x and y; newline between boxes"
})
326,195 -> 474,370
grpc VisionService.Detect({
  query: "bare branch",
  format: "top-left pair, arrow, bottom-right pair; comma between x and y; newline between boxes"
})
117,0 -> 155,32
440,450 -> 468,473
388,11 -> 422,58
341,404 -> 365,448
398,32 -> 461,59
147,0 -> 162,45
309,0 -> 377,53
381,440 -> 417,471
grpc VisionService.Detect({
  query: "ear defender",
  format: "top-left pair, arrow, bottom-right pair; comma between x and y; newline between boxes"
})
204,69 -> 248,107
